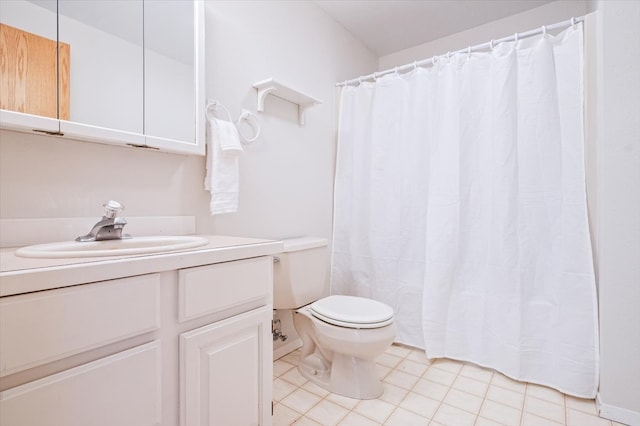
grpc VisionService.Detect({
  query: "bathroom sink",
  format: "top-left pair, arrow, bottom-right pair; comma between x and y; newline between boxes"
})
15,236 -> 209,259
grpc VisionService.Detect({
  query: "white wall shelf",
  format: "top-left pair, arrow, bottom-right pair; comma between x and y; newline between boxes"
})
253,78 -> 322,125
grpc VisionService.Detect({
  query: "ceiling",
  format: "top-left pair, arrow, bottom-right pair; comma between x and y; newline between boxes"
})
314,0 -> 555,56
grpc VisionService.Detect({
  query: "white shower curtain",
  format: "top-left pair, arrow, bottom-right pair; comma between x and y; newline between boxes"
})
332,24 -> 599,398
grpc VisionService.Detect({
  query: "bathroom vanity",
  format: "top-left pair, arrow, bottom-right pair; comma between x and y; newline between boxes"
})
0,236 -> 282,426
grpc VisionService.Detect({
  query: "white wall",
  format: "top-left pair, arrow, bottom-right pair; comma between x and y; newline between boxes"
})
204,1 -> 376,241
379,1 -> 587,71
592,1 -> 640,424
0,130 -> 208,221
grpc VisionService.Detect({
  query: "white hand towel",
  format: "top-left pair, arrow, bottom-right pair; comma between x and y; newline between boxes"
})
204,117 -> 243,215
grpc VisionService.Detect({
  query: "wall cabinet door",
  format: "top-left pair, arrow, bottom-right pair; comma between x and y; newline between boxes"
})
143,0 -> 205,155
181,306 -> 273,426
0,342 -> 161,426
57,0 -> 146,146
0,0 -> 60,133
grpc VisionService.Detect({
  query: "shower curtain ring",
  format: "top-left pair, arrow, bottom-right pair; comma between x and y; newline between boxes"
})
571,17 -> 576,28
542,25 -> 547,36
490,40 -> 494,50
514,32 -> 519,43
413,61 -> 418,70
467,46 -> 471,57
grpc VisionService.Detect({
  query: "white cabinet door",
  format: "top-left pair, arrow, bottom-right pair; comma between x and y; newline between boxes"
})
181,306 -> 273,426
0,341 -> 161,426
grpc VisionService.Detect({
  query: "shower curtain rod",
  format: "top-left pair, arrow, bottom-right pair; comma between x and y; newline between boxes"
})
336,15 -> 585,87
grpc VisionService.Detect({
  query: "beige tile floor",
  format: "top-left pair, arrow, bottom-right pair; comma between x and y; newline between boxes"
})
273,344 -> 625,426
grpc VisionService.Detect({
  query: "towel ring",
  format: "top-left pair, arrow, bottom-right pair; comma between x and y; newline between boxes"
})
206,100 -> 232,122
236,109 -> 260,144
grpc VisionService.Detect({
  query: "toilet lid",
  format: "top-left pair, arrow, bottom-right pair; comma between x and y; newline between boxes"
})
310,295 -> 394,329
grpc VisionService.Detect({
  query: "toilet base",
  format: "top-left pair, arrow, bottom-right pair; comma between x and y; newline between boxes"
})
298,351 -> 384,399
297,353 -> 331,389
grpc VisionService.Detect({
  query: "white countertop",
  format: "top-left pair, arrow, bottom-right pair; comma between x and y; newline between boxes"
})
0,235 -> 284,297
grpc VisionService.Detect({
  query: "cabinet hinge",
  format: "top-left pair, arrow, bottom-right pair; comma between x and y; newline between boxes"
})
33,129 -> 64,136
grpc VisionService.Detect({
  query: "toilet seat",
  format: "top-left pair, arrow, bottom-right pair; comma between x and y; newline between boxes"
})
310,295 -> 394,329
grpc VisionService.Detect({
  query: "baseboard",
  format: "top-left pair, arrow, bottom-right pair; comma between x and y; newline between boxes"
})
273,338 -> 302,361
597,392 -> 640,426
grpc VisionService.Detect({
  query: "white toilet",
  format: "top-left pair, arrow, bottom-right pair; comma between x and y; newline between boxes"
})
274,237 -> 396,399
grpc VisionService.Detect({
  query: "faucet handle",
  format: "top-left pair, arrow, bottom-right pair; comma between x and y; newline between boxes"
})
103,200 -> 124,219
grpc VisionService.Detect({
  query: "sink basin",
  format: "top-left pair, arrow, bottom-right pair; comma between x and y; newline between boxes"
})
15,236 -> 209,259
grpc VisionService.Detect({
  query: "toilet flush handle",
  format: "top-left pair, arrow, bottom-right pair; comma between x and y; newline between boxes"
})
273,256 -> 280,263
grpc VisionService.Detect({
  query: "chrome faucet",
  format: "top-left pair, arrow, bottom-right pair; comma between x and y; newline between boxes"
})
76,200 -> 131,242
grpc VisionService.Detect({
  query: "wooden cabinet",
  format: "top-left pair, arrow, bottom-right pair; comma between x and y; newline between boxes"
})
0,23 -> 69,120
0,0 -> 60,133
0,254 -> 274,426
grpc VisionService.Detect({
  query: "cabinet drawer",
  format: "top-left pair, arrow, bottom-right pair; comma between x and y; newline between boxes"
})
0,341 -> 161,426
178,256 -> 272,322
0,274 -> 160,377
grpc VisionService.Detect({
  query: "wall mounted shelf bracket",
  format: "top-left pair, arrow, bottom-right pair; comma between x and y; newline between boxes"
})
253,78 -> 322,125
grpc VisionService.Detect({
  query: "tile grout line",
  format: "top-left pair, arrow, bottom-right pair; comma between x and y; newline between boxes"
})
429,360 -> 467,425
379,346 -> 415,425
383,348 -> 433,424
517,381 -> 526,426
474,370 -> 494,426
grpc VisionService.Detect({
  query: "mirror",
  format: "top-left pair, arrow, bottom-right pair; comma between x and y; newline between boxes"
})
0,0 -> 61,120
0,0 -> 202,153
58,0 -> 144,134
144,0 -> 196,144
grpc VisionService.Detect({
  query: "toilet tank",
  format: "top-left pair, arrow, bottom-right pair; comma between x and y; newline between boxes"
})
273,237 -> 329,309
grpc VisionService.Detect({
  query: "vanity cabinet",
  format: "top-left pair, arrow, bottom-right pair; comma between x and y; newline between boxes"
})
0,246 -> 276,426
0,0 -> 204,155
0,342 -> 162,426
179,257 -> 273,426
0,274 -> 162,426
